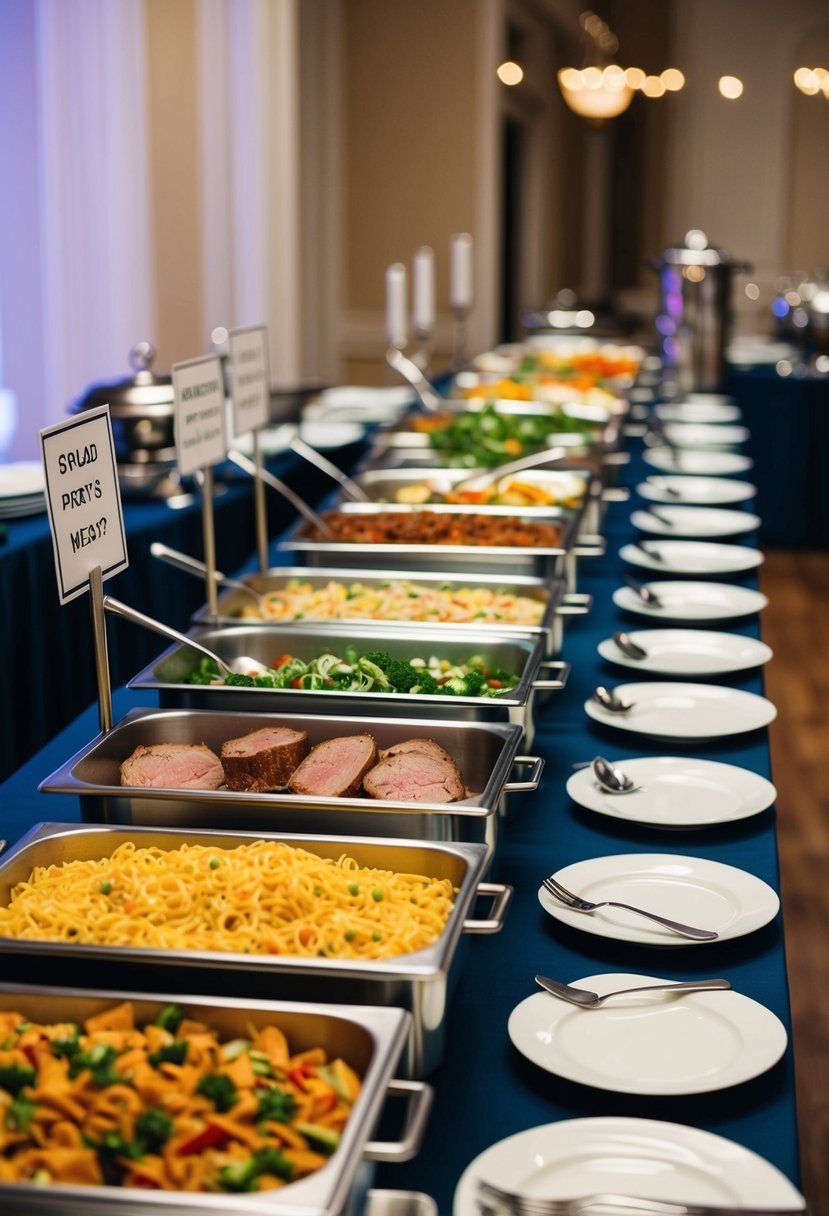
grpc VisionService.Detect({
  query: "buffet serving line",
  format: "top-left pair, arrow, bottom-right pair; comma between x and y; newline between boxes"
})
0,345 -> 804,1216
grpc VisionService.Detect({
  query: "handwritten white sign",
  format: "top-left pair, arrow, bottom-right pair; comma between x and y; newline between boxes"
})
173,354 -> 227,477
229,326 -> 270,437
40,405 -> 128,605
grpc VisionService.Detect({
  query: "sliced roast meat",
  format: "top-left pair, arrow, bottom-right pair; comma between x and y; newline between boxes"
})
120,742 -> 224,790
363,749 -> 465,804
288,734 -> 378,798
379,738 -> 457,764
220,726 -> 309,792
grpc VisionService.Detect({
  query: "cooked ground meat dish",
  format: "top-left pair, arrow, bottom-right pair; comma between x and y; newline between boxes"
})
310,511 -> 564,547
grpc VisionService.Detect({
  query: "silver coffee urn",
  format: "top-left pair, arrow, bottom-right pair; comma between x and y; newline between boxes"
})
647,230 -> 751,393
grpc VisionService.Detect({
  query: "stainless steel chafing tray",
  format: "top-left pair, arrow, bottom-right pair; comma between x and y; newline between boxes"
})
190,568 -> 588,657
343,466 -> 622,538
0,824 -> 508,1077
369,398 -> 623,453
277,502 -> 604,591
127,623 -> 569,745
38,707 -> 542,859
0,982 -> 431,1216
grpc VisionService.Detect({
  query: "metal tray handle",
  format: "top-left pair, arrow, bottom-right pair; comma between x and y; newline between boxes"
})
503,755 -> 544,794
462,882 -> 513,934
0,840 -> 6,858
363,1079 -> 434,1162
571,535 -> 606,558
531,660 -> 571,692
365,1189 -> 438,1216
556,592 -> 592,616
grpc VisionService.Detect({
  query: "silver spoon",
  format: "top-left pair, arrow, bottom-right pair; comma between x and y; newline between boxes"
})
448,444 -> 570,495
289,434 -> 371,502
227,448 -> 334,538
622,574 -> 663,607
385,346 -> 452,412
592,685 -> 634,713
613,631 -> 648,660
535,974 -> 732,1008
649,476 -> 682,499
150,543 -> 269,611
646,506 -> 676,527
592,756 -> 640,794
102,597 -> 269,677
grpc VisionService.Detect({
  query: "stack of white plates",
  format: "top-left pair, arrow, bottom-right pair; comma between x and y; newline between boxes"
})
0,462 -> 46,519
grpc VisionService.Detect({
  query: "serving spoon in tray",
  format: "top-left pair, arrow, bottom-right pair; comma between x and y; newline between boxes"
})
150,543 -> 270,612
102,597 -> 269,677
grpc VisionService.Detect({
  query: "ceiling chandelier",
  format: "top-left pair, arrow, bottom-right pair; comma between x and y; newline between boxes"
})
557,11 -> 685,122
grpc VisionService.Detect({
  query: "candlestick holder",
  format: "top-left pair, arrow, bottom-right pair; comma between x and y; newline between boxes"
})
451,306 -> 470,369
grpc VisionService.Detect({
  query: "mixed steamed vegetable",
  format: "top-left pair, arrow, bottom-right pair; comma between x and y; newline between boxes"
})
185,648 -> 520,696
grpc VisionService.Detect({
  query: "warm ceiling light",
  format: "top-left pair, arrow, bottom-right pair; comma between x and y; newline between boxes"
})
794,66 -> 818,93
718,75 -> 744,99
497,60 -> 524,86
660,68 -> 685,91
625,66 -> 646,89
557,66 -> 634,119
641,74 -> 667,98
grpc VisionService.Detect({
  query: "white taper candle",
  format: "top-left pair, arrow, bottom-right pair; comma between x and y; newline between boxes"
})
386,262 -> 408,348
413,246 -> 435,334
450,233 -> 473,309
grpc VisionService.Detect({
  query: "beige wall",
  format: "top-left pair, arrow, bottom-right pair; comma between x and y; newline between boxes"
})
145,0 -> 204,369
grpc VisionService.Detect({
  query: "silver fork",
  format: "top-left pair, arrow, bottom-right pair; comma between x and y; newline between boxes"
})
542,874 -> 718,941
476,1179 -> 806,1216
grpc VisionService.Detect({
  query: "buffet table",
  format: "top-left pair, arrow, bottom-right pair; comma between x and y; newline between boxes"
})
0,432 -> 800,1212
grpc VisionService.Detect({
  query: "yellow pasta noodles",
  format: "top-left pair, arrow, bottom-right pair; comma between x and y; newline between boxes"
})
0,840 -> 456,960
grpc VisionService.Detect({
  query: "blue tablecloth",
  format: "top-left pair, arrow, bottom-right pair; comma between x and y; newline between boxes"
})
725,363 -> 829,546
0,434 -> 799,1212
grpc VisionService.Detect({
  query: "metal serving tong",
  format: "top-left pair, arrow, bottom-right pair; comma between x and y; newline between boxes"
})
476,1179 -> 807,1216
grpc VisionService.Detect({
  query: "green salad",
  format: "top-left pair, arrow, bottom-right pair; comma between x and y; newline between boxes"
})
184,648 -> 519,697
424,403 -> 596,467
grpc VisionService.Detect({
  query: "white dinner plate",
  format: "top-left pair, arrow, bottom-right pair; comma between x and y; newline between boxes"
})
537,853 -> 780,945
452,1116 -> 804,1214
585,681 -> 776,739
631,505 -> 761,537
660,422 -> 749,448
637,475 -> 757,505
598,628 -> 772,676
508,973 -> 787,1095
566,756 -> 777,828
620,539 -> 764,575
0,461 -> 46,499
644,446 -> 754,475
655,402 -> 742,423
612,580 -> 767,620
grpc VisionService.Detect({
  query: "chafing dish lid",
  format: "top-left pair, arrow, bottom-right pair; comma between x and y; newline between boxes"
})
69,342 -> 174,417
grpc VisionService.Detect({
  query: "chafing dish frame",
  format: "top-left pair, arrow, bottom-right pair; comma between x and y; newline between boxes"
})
0,823 -> 510,1076
127,622 -> 570,745
276,502 -> 604,592
38,707 -> 542,859
190,567 -> 587,657
0,981 -> 431,1216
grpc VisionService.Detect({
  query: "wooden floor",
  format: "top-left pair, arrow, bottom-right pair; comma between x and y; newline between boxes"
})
759,551 -> 829,1214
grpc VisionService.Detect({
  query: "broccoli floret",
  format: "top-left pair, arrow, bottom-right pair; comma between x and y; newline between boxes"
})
410,671 -> 439,695
361,651 -> 393,672
154,1004 -> 184,1034
148,1041 -> 188,1069
256,1086 -> 298,1124
460,669 -> 486,696
134,1108 -> 174,1152
196,1072 -> 238,1112
383,660 -> 424,693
